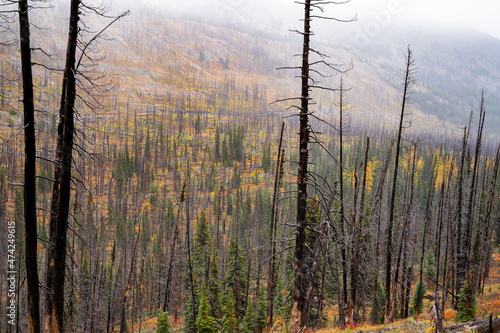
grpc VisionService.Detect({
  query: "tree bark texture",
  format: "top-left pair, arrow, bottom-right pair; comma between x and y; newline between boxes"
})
19,0 -> 41,331
290,0 -> 311,331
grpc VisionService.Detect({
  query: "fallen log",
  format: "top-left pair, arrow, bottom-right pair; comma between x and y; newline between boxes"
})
446,315 -> 500,333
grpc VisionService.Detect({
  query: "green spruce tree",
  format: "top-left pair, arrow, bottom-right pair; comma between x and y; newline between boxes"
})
240,297 -> 256,333
196,282 -> 218,333
207,246 -> 222,320
194,210 -> 211,278
222,293 -> 238,333
183,275 -> 200,333
411,280 -> 426,316
225,238 -> 247,320
256,286 -> 267,332
156,310 -> 171,333
454,281 -> 477,323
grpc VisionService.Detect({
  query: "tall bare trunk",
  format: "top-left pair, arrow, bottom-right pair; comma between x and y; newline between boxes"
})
289,0 -> 311,331
266,122 -> 285,331
418,168 -> 435,309
480,145 -> 500,293
47,1 -> 81,331
163,184 -> 185,312
338,78 -> 348,327
385,46 -> 415,323
455,112 -> 473,303
347,138 -> 370,323
185,185 -> 198,331
464,93 -> 485,280
394,144 -> 417,318
19,1 -> 40,331
119,222 -> 142,333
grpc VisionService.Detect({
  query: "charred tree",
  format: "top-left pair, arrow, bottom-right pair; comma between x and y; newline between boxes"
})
266,122 -> 285,331
185,184 -> 198,331
119,222 -> 142,333
46,1 -> 81,331
289,0 -> 312,330
163,184 -> 185,312
18,0 -> 40,331
384,46 -> 415,323
455,112 -> 473,302
464,92 -> 485,279
347,137 -> 370,323
415,168 -> 435,315
338,78 -> 348,327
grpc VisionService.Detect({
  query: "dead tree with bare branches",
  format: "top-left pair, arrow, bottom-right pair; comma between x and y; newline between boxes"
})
384,45 -> 416,323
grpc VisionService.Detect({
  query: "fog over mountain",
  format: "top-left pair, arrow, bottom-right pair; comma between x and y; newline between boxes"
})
67,0 -> 500,137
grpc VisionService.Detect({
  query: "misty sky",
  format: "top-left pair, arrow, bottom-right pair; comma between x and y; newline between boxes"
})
138,0 -> 500,39
363,0 -> 500,38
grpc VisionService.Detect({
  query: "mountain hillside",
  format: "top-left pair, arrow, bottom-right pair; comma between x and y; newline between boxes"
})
2,0 -> 498,140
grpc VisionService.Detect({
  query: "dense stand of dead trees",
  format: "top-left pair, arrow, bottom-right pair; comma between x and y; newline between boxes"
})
2,0 -> 500,333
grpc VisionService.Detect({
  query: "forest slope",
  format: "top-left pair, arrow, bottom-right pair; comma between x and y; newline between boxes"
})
2,0 -> 500,139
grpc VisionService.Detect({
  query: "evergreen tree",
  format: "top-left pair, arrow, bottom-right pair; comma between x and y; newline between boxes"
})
226,195 -> 233,216
156,310 -> 171,333
225,238 -> 247,320
241,297 -> 256,333
454,281 -> 477,323
207,246 -> 222,320
194,210 -> 211,278
222,293 -> 238,333
184,275 -> 200,333
273,277 -> 288,321
411,280 -> 426,316
424,252 -> 437,289
262,143 -> 271,173
257,286 -> 267,332
196,282 -> 218,333
369,280 -> 385,325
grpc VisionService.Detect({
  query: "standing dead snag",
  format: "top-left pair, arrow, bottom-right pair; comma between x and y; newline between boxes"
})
339,77 -> 348,327
384,45 -> 416,323
289,0 -> 312,330
455,113 -> 471,305
347,137 -> 370,324
19,0 -> 40,331
44,2 -> 129,331
163,183 -> 186,312
464,92 -> 485,279
285,1 -> 354,331
266,122 -> 285,331
46,1 -> 81,331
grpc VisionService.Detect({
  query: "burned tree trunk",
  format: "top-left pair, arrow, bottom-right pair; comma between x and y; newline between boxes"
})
393,144 -> 417,318
19,0 -> 40,331
338,78 -> 348,327
46,0 -> 81,331
185,185 -> 198,331
163,184 -> 185,312
347,137 -> 370,323
289,0 -> 311,331
455,112 -> 473,303
266,122 -> 285,330
464,93 -> 485,279
385,46 -> 415,323
416,168 -> 435,315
